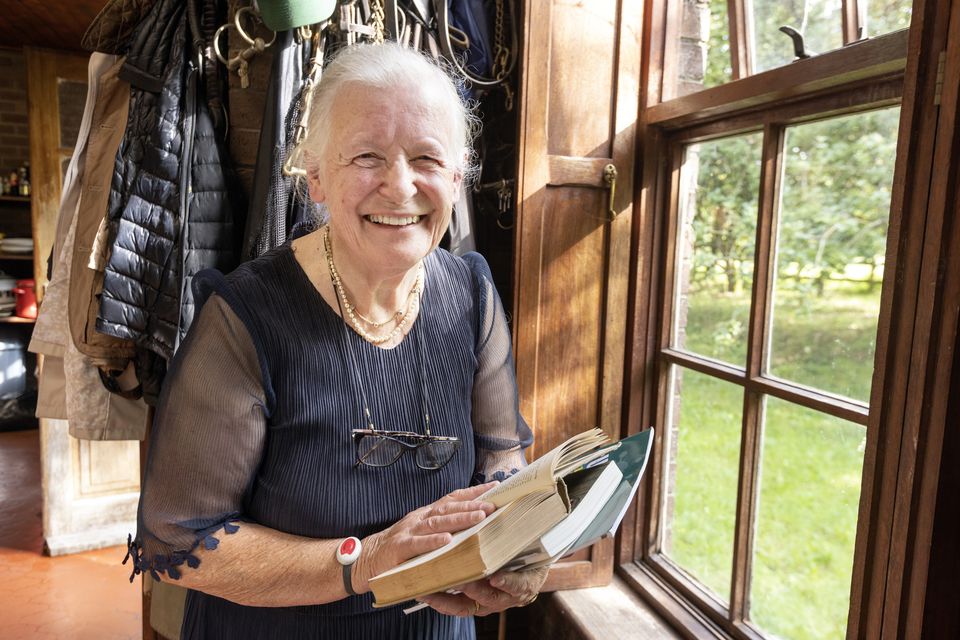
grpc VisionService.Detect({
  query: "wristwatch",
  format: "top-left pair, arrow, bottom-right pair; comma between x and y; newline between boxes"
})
336,537 -> 362,596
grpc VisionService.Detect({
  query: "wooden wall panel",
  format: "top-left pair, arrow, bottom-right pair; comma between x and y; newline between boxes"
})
546,0 -> 618,158
515,0 -> 643,590
530,187 -> 606,455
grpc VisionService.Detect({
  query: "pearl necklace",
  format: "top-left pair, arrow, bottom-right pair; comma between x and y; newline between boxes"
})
322,226 -> 425,346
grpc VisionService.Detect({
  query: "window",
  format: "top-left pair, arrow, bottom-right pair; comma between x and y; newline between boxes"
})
623,3 -> 912,638
670,0 -> 913,98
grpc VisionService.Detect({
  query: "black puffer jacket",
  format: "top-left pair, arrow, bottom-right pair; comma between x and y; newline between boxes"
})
98,0 -> 240,361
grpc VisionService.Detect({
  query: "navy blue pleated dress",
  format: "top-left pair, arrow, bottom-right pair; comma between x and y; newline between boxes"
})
127,243 -> 532,639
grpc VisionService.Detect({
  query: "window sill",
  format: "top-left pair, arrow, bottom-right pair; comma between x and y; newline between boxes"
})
542,574 -> 683,640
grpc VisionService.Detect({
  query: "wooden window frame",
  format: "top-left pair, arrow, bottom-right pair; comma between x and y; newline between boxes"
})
661,0 -> 871,99
615,0 -> 960,635
649,82 -> 901,638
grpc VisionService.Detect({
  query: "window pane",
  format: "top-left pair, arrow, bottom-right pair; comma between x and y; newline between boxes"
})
751,0 -> 843,73
751,398 -> 865,639
673,133 -> 762,367
768,107 -> 899,401
661,367 -> 742,602
676,0 -> 733,97
863,0 -> 912,38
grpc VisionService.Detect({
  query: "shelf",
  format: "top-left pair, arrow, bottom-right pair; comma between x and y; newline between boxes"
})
0,252 -> 32,261
0,196 -> 30,205
0,316 -> 34,324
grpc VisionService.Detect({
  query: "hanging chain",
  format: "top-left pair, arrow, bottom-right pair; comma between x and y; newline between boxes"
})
491,0 -> 513,110
283,30 -> 326,177
370,0 -> 386,43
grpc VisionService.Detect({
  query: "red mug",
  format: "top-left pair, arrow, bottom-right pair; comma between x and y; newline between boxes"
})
12,279 -> 37,319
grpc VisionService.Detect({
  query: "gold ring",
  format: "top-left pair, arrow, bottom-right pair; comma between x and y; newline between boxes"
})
473,600 -> 481,615
523,593 -> 539,607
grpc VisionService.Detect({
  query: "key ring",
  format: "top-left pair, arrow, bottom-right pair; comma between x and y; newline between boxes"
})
235,6 -> 276,48
213,6 -> 276,66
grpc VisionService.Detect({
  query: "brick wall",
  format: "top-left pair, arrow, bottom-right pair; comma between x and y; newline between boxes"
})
58,79 -> 88,151
678,0 -> 710,97
0,48 -> 30,181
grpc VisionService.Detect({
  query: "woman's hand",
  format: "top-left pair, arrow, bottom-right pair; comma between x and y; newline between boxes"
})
352,482 -> 498,593
417,566 -> 549,617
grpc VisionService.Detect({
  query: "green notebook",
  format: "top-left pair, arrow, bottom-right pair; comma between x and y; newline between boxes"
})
562,428 -> 654,554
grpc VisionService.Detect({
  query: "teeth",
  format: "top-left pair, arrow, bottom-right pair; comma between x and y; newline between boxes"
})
367,215 -> 421,226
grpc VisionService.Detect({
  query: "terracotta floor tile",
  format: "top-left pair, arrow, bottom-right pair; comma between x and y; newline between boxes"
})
0,429 -> 141,639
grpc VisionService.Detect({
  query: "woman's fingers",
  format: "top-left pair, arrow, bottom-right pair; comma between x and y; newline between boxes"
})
418,592 -> 484,617
441,482 -> 498,503
410,485 -> 497,535
488,566 -> 548,598
459,580 -> 513,609
397,532 -> 453,558
415,508 -> 488,535
429,498 -> 495,517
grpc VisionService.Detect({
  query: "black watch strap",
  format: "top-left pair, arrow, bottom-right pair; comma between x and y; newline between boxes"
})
336,537 -> 362,596
342,562 -> 357,596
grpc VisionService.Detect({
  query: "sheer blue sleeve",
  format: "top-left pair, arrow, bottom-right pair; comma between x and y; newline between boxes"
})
125,294 -> 268,581
462,252 -> 533,484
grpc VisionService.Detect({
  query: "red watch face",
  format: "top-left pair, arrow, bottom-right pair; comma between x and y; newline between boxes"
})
340,538 -> 356,556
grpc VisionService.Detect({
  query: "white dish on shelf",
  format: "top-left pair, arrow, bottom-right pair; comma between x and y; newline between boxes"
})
0,244 -> 33,254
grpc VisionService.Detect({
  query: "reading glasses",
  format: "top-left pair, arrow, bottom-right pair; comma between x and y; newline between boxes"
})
351,429 -> 461,470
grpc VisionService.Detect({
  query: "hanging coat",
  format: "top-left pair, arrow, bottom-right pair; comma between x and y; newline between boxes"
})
97,0 -> 241,363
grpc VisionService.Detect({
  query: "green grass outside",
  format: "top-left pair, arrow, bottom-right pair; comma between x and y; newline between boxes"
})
666,281 -> 876,639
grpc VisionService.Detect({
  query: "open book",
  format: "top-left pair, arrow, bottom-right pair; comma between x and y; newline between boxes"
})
369,428 -> 651,607
504,428 -> 654,571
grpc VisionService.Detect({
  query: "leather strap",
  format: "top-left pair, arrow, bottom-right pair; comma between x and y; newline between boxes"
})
336,537 -> 362,596
342,562 -> 357,596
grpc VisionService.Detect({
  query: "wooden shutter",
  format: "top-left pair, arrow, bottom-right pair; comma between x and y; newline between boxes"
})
514,0 -> 642,589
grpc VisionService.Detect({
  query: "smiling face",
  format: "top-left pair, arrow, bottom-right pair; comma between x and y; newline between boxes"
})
306,81 -> 464,278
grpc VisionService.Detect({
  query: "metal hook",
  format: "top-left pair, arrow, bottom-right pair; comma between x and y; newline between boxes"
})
779,25 -> 813,60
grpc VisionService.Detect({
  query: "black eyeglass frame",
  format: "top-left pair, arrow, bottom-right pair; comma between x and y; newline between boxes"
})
351,429 -> 461,470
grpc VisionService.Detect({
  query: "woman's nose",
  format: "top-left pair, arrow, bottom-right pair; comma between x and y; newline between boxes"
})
380,159 -> 418,203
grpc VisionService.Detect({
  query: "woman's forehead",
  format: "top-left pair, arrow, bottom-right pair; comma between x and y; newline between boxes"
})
333,82 -> 450,118
328,84 -> 458,148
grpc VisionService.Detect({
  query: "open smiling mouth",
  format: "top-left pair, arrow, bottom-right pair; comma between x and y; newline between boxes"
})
364,215 -> 422,226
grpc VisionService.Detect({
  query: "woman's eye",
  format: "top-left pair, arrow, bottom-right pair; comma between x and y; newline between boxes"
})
353,154 -> 383,168
413,156 -> 442,167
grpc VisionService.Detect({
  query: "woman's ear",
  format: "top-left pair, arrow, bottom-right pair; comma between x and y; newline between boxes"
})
451,170 -> 464,197
305,153 -> 326,203
451,150 -> 466,195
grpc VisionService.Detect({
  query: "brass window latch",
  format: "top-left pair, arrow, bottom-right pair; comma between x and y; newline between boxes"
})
604,163 -> 618,220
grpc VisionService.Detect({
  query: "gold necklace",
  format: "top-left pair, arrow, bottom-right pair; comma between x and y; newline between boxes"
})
353,308 -> 401,330
322,226 -> 424,346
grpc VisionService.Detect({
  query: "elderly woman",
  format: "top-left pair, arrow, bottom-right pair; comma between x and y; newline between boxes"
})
128,42 -> 546,639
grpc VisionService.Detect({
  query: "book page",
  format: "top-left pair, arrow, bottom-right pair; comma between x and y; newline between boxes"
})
478,450 -> 559,507
479,428 -> 610,507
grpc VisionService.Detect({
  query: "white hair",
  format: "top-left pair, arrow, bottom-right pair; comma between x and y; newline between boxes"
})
292,42 -> 481,185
